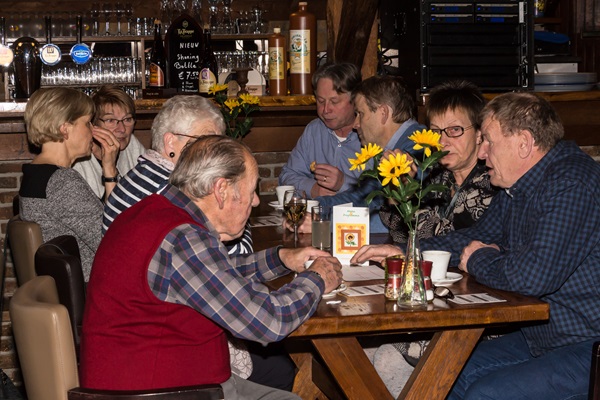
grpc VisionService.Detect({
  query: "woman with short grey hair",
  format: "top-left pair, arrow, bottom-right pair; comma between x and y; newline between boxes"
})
103,95 -> 252,255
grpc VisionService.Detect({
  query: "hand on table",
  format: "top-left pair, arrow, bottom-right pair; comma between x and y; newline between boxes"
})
306,256 -> 343,293
350,244 -> 404,264
279,246 -> 331,273
459,241 -> 500,273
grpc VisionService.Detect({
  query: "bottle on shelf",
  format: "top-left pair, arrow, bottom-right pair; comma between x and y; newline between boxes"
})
289,1 -> 316,96
268,27 -> 287,96
198,29 -> 218,97
149,19 -> 166,88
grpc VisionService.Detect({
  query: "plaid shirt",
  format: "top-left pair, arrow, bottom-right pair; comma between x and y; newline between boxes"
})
147,185 -> 324,344
423,141 -> 600,356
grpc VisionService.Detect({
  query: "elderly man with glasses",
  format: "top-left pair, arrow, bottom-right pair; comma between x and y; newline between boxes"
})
73,85 -> 145,199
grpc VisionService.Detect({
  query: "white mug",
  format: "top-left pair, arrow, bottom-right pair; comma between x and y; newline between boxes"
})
275,185 -> 294,205
422,250 -> 451,281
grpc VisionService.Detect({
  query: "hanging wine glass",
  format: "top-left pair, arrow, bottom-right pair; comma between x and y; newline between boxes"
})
115,2 -> 124,36
207,0 -> 219,33
124,3 -> 134,35
90,3 -> 100,36
103,2 -> 113,36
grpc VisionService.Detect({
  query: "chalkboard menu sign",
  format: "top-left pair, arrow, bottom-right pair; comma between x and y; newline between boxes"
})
165,14 -> 204,93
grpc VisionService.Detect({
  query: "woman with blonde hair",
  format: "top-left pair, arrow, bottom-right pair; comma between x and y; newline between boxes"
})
19,87 -> 119,280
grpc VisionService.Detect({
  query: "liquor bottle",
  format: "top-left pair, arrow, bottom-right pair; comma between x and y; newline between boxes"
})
268,27 -> 287,96
289,2 -> 316,95
149,20 -> 166,88
198,30 -> 218,96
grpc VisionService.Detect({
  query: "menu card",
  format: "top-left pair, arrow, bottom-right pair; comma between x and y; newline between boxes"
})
332,203 -> 369,264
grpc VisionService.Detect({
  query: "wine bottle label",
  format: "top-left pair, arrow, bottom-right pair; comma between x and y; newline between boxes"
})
290,30 -> 311,74
149,63 -> 165,87
268,46 -> 285,79
199,68 -> 216,93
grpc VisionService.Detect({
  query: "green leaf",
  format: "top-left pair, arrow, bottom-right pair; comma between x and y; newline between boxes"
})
365,190 -> 385,204
420,150 -> 449,170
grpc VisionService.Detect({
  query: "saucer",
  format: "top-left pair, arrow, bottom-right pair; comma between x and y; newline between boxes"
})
322,283 -> 347,299
268,200 -> 283,210
432,272 -> 463,286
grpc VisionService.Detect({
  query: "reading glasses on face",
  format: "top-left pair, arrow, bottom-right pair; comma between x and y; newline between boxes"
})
98,117 -> 135,128
431,125 -> 474,138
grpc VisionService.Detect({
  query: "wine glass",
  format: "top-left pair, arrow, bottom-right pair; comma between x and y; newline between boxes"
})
124,3 -> 134,35
115,2 -> 124,36
90,3 -> 101,36
103,2 -> 113,36
284,189 -> 307,247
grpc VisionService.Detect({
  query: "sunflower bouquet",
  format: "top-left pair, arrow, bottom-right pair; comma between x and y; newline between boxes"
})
208,84 -> 261,140
348,130 -> 449,232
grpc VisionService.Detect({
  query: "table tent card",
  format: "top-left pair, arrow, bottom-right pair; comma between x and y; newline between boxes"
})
332,203 -> 369,265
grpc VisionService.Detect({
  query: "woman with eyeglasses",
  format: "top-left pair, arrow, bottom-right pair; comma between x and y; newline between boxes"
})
357,81 -> 499,399
19,87 -> 120,281
379,80 -> 498,244
73,85 -> 145,199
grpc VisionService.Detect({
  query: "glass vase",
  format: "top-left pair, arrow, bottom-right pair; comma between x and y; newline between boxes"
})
397,229 -> 427,307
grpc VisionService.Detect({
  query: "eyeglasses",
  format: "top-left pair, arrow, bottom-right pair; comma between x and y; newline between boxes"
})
172,132 -> 201,140
433,285 -> 454,300
98,117 -> 135,129
431,125 -> 474,138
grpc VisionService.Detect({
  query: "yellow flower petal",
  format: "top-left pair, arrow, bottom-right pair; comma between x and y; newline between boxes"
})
208,83 -> 228,95
408,129 -> 443,154
378,152 -> 412,187
347,143 -> 383,171
239,93 -> 260,105
224,98 -> 240,110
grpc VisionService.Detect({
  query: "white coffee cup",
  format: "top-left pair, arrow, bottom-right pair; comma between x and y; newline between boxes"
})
422,250 -> 452,281
306,199 -> 319,211
304,259 -> 314,269
275,185 -> 294,205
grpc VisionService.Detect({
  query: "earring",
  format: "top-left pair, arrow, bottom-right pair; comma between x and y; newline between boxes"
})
169,152 -> 175,158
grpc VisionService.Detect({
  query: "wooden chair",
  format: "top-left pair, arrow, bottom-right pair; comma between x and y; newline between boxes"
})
6,214 -> 43,286
10,276 -> 224,400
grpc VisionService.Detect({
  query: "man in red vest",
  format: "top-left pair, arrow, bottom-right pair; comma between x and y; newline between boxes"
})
80,135 -> 343,399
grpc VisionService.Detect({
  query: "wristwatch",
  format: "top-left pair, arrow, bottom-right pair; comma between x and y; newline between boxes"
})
101,174 -> 120,184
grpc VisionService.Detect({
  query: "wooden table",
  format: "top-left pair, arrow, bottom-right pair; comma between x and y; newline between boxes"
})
250,208 -> 550,400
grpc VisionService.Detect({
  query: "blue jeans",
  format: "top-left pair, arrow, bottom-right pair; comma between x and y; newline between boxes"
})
447,331 -> 596,400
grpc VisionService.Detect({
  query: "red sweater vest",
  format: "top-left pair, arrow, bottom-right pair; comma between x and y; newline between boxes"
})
80,194 -> 230,390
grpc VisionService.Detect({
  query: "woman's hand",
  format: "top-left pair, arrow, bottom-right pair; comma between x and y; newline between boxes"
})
92,126 -> 119,176
350,244 -> 404,264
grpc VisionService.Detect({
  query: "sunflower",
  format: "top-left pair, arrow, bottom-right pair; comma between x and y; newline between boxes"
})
378,152 -> 412,187
239,93 -> 260,105
224,98 -> 240,113
348,143 -> 383,171
408,129 -> 443,157
208,83 -> 228,95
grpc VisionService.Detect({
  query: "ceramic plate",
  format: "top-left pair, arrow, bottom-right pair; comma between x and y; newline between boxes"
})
432,272 -> 463,286
268,200 -> 283,210
322,283 -> 347,299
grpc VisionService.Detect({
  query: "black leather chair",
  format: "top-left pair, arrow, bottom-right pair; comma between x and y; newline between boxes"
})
34,235 -> 86,349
